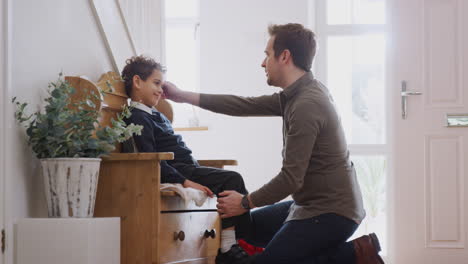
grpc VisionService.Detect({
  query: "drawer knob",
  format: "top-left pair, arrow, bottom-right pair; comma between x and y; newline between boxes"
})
204,229 -> 216,239
174,231 -> 185,241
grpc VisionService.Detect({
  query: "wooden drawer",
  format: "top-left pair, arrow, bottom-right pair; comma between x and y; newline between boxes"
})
160,192 -> 218,211
159,212 -> 221,264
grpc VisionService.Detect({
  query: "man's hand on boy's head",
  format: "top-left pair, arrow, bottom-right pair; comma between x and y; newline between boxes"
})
162,81 -> 183,103
162,81 -> 201,106
183,179 -> 214,198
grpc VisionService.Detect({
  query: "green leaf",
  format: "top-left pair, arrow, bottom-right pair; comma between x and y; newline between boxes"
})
11,73 -> 142,158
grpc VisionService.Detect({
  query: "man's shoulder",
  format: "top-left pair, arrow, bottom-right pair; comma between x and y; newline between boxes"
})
297,80 -> 334,105
290,82 -> 337,118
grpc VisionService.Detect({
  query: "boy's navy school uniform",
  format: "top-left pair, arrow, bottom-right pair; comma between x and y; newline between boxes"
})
124,102 -> 249,229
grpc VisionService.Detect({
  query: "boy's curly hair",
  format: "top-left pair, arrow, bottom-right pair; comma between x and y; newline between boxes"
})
121,55 -> 166,97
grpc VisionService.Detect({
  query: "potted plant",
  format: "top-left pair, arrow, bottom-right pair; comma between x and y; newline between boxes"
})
12,73 -> 142,218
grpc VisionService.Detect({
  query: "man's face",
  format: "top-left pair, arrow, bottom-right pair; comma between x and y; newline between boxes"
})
134,69 -> 164,107
261,36 -> 281,87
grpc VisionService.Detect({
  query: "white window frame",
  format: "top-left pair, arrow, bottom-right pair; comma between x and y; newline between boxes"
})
314,0 -> 389,156
313,1 -> 390,259
161,0 -> 201,128
164,16 -> 200,93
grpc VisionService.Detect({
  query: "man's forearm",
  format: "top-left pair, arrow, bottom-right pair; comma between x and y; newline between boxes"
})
178,91 -> 200,106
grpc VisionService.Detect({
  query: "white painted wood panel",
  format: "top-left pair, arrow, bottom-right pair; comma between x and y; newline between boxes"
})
424,0 -> 463,107
16,218 -> 120,264
425,135 -> 464,248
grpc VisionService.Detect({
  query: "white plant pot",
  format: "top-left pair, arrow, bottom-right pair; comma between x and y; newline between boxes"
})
40,158 -> 101,218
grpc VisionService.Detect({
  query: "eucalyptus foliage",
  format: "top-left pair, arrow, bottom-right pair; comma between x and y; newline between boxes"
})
12,73 -> 142,158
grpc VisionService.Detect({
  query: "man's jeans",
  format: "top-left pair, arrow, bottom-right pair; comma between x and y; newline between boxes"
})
236,201 -> 359,264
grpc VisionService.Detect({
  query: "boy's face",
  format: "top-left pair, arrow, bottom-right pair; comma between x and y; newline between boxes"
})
132,69 -> 164,107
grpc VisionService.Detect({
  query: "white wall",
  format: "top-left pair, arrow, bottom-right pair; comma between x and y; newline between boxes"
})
178,0 -> 310,193
0,1 -> 8,264
5,0 -> 113,263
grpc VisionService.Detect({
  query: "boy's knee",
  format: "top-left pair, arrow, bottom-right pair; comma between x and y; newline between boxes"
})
224,171 -> 247,193
229,171 -> 243,181
230,171 -> 245,185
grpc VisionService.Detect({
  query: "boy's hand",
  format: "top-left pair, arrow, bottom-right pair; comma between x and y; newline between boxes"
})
183,179 -> 214,198
162,81 -> 184,103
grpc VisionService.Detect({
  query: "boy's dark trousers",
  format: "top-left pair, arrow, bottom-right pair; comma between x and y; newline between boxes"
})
171,164 -> 250,229
236,201 -> 360,264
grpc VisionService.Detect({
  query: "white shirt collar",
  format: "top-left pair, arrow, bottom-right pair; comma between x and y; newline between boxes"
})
130,101 -> 155,115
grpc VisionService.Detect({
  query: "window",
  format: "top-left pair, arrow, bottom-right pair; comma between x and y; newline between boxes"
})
163,0 -> 200,128
327,34 -> 386,144
315,0 -> 388,254
351,155 -> 387,247
326,0 -> 386,25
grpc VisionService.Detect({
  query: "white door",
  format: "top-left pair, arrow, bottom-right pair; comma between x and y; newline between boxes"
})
391,0 -> 468,263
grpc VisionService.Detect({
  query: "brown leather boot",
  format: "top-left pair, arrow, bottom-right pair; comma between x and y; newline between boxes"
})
352,233 -> 385,264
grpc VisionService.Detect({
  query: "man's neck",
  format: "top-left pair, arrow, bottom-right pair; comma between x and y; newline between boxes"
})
280,68 -> 307,89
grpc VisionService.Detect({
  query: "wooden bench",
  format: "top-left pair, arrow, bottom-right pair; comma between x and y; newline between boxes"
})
66,72 -> 237,264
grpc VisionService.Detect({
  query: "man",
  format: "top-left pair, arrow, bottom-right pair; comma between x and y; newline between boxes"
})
163,23 -> 384,264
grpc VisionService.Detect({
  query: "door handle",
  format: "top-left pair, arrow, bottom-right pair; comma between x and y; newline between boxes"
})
401,81 -> 422,119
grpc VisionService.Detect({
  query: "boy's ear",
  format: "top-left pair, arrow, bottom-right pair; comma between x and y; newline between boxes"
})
132,75 -> 141,90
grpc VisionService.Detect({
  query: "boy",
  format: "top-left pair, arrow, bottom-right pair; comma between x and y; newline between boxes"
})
121,55 -> 251,264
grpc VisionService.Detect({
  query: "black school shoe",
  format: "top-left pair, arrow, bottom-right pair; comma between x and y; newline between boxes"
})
215,244 -> 254,264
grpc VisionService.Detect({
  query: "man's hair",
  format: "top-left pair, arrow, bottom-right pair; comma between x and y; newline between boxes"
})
268,23 -> 316,72
121,55 -> 166,97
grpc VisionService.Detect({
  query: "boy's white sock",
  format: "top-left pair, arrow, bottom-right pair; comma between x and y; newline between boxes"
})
220,229 -> 237,253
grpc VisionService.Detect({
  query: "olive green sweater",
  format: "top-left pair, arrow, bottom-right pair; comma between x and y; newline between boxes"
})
199,72 -> 365,223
